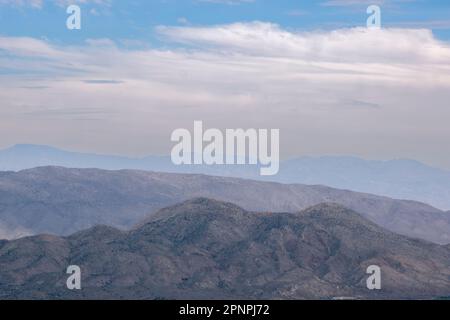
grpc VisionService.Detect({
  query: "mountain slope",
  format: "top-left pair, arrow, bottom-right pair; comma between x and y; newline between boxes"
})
0,199 -> 449,300
2,144 -> 450,210
0,166 -> 449,244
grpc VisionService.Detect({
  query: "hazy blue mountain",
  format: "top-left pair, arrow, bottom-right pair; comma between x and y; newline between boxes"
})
273,156 -> 450,211
1,199 -> 449,300
1,166 -> 450,244
0,144 -> 173,172
1,144 -> 450,210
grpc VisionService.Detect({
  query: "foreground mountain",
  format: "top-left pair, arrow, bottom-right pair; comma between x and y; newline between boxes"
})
0,198 -> 449,300
2,144 -> 450,210
1,166 -> 449,244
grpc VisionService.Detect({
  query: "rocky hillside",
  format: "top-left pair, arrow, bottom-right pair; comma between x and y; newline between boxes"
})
0,198 -> 449,300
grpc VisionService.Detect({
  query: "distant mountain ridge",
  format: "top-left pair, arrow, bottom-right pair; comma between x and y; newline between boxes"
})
1,198 -> 449,300
1,144 -> 450,210
0,166 -> 450,244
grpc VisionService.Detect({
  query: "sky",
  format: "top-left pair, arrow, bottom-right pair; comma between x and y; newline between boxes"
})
0,0 -> 450,168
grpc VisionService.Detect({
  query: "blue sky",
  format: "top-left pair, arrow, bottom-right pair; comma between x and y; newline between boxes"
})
1,0 -> 450,44
0,0 -> 450,169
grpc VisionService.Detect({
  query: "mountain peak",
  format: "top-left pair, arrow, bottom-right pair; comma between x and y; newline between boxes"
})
69,225 -> 123,242
166,197 -> 245,212
136,197 -> 247,227
181,197 -> 240,208
300,202 -> 382,231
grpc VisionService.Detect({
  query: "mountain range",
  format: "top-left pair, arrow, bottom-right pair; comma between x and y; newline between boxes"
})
0,198 -> 449,300
1,144 -> 450,210
0,166 -> 449,245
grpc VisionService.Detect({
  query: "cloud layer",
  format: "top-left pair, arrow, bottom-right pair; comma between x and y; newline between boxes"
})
0,22 -> 450,168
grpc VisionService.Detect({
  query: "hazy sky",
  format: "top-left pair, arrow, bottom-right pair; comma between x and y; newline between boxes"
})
0,0 -> 450,168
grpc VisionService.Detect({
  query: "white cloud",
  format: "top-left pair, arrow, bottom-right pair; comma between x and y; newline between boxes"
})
0,23 -> 449,168
0,0 -> 110,8
0,0 -> 43,8
157,22 -> 450,64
